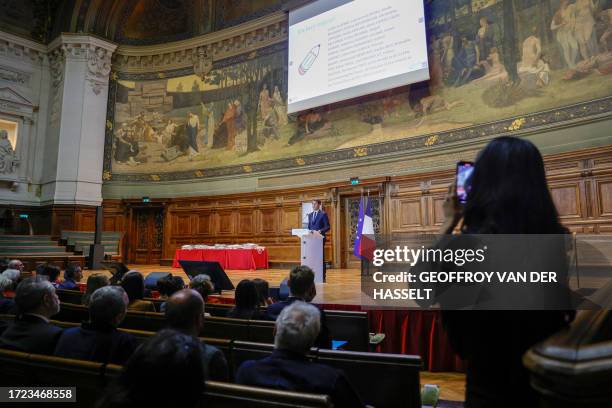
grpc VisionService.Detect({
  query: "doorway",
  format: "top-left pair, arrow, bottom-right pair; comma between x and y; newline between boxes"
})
129,206 -> 164,264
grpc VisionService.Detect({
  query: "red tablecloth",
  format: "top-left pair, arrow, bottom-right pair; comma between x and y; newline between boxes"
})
172,248 -> 269,270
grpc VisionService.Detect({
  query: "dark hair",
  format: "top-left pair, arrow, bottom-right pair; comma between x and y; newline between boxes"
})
121,271 -> 145,302
165,289 -> 204,333
252,278 -> 270,306
462,137 -> 566,234
64,263 -> 81,280
157,275 -> 184,297
0,258 -> 9,272
39,264 -> 61,283
96,329 -> 204,408
234,279 -> 259,310
289,265 -> 314,297
312,199 -> 322,205
83,273 -> 110,306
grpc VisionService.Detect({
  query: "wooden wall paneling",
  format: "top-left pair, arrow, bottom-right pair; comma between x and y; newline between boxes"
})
216,211 -> 236,236
238,209 -> 255,235
549,179 -> 585,221
256,206 -> 277,235
280,205 -> 301,233
594,176 -> 612,219
98,146 -> 612,265
173,212 -> 193,236
196,211 -> 213,235
391,196 -> 425,232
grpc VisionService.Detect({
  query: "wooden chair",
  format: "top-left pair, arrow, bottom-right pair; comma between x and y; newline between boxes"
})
324,310 -> 369,351
201,316 -> 250,340
204,381 -> 333,408
315,348 -> 422,408
103,366 -> 332,407
247,319 -> 275,343
56,289 -> 83,305
53,302 -> 89,323
0,349 -> 108,407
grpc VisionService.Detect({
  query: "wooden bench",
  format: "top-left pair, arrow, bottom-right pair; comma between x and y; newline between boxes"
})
0,314 -> 421,407
229,340 -> 422,408
60,230 -> 124,261
0,349 -> 332,408
54,297 -> 370,351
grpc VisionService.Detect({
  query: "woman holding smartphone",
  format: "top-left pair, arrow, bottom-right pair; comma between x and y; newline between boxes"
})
440,136 -> 572,408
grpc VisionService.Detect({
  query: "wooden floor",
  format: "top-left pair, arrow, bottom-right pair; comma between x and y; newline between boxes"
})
84,265 -> 467,401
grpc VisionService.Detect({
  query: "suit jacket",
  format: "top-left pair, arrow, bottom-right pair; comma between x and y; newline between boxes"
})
57,279 -> 79,290
54,321 -> 139,365
307,210 -> 330,236
266,297 -> 332,349
201,342 -> 229,381
236,349 -> 364,408
0,297 -> 15,314
0,314 -> 63,355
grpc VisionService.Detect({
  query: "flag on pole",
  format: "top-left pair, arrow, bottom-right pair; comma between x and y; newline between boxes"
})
354,197 -> 376,260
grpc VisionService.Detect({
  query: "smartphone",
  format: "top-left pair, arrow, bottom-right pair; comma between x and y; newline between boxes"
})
456,161 -> 474,204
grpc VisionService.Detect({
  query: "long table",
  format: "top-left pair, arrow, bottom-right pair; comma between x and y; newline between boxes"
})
172,247 -> 269,270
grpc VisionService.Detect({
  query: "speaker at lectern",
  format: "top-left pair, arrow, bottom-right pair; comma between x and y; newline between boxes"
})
291,228 -> 324,283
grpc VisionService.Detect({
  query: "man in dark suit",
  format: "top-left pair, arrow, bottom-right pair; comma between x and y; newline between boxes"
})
165,289 -> 229,381
266,265 -> 331,349
237,301 -> 364,408
307,199 -> 330,281
0,277 -> 62,355
54,286 -> 138,364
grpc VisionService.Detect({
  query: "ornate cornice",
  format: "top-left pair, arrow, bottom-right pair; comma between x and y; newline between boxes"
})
112,11 -> 287,73
47,33 -> 117,95
0,31 -> 46,64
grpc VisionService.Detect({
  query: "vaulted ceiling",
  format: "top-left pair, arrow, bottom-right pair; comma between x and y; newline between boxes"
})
0,0 -> 287,45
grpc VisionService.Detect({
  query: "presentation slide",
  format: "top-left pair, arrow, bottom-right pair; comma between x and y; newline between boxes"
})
288,0 -> 429,114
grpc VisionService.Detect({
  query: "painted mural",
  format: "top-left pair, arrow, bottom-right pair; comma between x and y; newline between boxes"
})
107,0 -> 612,178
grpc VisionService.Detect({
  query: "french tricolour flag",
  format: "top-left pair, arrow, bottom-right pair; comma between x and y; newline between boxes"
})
354,197 -> 376,261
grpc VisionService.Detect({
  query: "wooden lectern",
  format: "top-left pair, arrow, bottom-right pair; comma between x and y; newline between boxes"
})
292,228 -> 324,283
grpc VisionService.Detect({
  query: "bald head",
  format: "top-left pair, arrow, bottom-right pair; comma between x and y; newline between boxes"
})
165,289 -> 205,336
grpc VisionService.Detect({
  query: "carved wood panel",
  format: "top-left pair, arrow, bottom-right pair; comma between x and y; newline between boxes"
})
549,181 -> 584,219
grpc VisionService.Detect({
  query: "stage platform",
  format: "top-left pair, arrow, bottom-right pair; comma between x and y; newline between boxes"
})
85,265 -> 362,305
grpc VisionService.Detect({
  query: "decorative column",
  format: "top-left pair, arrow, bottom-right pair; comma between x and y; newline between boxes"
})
44,34 -> 117,206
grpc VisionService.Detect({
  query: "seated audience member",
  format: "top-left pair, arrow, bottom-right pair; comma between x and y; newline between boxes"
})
189,274 -> 214,302
0,275 -> 15,313
157,275 -> 185,313
96,329 -> 205,408
227,279 -> 268,320
237,302 -> 364,408
8,259 -> 24,273
82,273 -> 110,306
120,271 -> 155,312
0,277 -> 62,354
58,263 -> 83,290
253,277 -> 274,306
440,136 -> 573,408
54,286 -> 138,364
38,264 -> 61,288
165,289 -> 229,381
0,258 -> 8,272
1,267 -> 20,289
267,265 -> 331,348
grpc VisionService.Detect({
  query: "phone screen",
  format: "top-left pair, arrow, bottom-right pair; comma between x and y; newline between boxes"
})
456,161 -> 474,204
